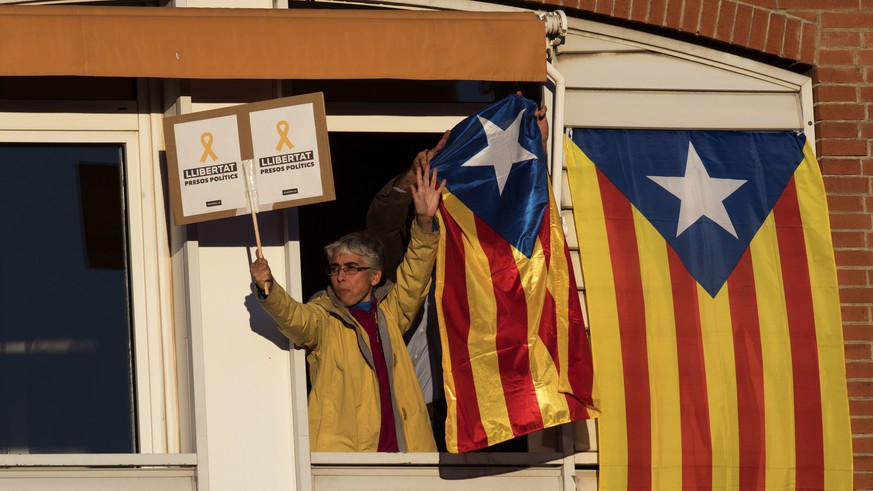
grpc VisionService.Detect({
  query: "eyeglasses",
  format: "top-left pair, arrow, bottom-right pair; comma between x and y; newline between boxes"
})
325,263 -> 373,276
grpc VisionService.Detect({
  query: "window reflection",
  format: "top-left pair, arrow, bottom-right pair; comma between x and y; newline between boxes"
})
0,144 -> 135,454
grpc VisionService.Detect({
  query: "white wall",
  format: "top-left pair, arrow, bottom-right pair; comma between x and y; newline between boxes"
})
190,213 -> 299,491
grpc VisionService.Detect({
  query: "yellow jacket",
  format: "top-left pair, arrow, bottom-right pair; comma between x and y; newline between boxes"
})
259,223 -> 438,452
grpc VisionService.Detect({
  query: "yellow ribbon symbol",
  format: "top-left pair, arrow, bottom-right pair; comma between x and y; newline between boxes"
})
199,132 -> 218,163
275,120 -> 294,152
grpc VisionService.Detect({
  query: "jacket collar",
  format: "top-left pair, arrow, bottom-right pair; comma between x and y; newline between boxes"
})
311,279 -> 396,322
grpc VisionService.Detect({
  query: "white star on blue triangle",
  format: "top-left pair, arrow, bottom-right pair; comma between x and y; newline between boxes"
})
572,129 -> 806,297
648,141 -> 747,239
430,95 -> 548,258
461,111 -> 538,196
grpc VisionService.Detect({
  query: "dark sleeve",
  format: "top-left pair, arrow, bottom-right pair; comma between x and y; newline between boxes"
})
366,177 -> 414,283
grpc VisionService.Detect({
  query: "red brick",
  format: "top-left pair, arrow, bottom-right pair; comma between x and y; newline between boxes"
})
699,0 -> 719,38
854,436 -> 873,453
847,361 -> 873,379
799,21 -> 816,65
814,84 -> 859,103
732,4 -> 753,46
819,139 -> 869,157
843,250 -> 873,273
845,324 -> 873,341
849,380 -> 873,397
851,420 -> 873,435
577,0 -> 597,10
829,195 -> 865,212
821,157 -> 862,174
828,208 -> 873,227
843,305 -> 872,323
793,11 -> 817,23
866,67 -> 873,83
835,280 -> 873,305
821,12 -> 873,29
821,30 -> 863,48
765,14 -> 786,56
863,158 -> 873,175
865,31 -> 873,47
751,0 -> 778,7
715,1 -> 737,42
840,267 -> 871,286
851,399 -> 873,417
816,102 -> 866,121
859,49 -> 873,66
649,0 -> 667,25
846,342 -> 873,360
783,17 -> 802,59
594,0 -> 612,15
665,0 -> 683,29
861,123 -> 873,139
748,8 -> 768,51
862,88 -> 873,104
783,0 -> 858,6
817,121 -> 860,138
614,0 -> 631,20
854,472 -> 873,489
839,285 -> 873,302
816,66 -> 864,84
852,456 -> 873,470
631,0 -> 648,22
819,49 -> 857,66
682,0 -> 702,33
833,231 -> 868,248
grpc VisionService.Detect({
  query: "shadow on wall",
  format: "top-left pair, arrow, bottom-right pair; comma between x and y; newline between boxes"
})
243,245 -> 291,351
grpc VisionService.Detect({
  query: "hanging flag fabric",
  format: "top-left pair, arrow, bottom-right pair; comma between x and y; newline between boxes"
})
566,129 -> 852,490
430,95 -> 599,453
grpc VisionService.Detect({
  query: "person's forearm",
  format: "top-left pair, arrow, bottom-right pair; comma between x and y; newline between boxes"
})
415,213 -> 435,232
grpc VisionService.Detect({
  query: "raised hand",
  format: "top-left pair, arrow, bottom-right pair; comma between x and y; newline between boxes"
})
411,162 -> 446,232
534,103 -> 549,151
516,91 -> 549,150
395,130 -> 451,192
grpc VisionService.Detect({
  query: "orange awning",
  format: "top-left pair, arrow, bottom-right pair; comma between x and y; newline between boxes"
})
0,5 -> 546,81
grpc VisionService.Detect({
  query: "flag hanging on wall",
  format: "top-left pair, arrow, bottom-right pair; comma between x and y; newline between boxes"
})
430,95 -> 599,453
566,129 -> 852,490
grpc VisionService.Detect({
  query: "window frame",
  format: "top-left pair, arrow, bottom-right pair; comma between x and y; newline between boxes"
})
0,88 -> 187,461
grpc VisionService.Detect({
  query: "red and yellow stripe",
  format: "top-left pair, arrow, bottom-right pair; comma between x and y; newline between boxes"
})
435,185 -> 599,453
566,137 -> 852,490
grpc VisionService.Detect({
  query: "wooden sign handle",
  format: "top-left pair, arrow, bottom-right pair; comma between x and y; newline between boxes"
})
251,210 -> 270,295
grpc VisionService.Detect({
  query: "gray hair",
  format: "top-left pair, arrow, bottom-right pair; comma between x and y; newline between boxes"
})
324,231 -> 383,272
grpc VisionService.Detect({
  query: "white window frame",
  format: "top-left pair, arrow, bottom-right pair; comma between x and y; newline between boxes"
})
0,82 -> 191,466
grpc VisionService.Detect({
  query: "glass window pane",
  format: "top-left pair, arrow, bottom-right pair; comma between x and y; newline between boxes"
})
0,144 -> 135,454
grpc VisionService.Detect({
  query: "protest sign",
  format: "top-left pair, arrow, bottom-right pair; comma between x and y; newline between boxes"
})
164,92 -> 333,225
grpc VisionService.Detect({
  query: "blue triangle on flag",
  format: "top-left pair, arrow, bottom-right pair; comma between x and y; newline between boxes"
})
431,95 -> 548,258
572,129 -> 805,297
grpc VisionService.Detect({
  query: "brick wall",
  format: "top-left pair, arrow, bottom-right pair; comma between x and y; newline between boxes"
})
523,0 -> 873,488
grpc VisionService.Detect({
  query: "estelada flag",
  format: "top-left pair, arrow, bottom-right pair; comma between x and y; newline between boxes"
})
566,129 -> 852,490
430,95 -> 599,454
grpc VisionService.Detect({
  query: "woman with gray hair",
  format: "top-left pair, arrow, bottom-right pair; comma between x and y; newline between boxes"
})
249,162 -> 445,453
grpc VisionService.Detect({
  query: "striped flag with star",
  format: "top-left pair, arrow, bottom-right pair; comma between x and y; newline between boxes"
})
566,129 -> 852,490
430,95 -> 599,453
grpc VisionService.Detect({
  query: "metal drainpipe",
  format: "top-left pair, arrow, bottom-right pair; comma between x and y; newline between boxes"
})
540,10 -> 568,209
